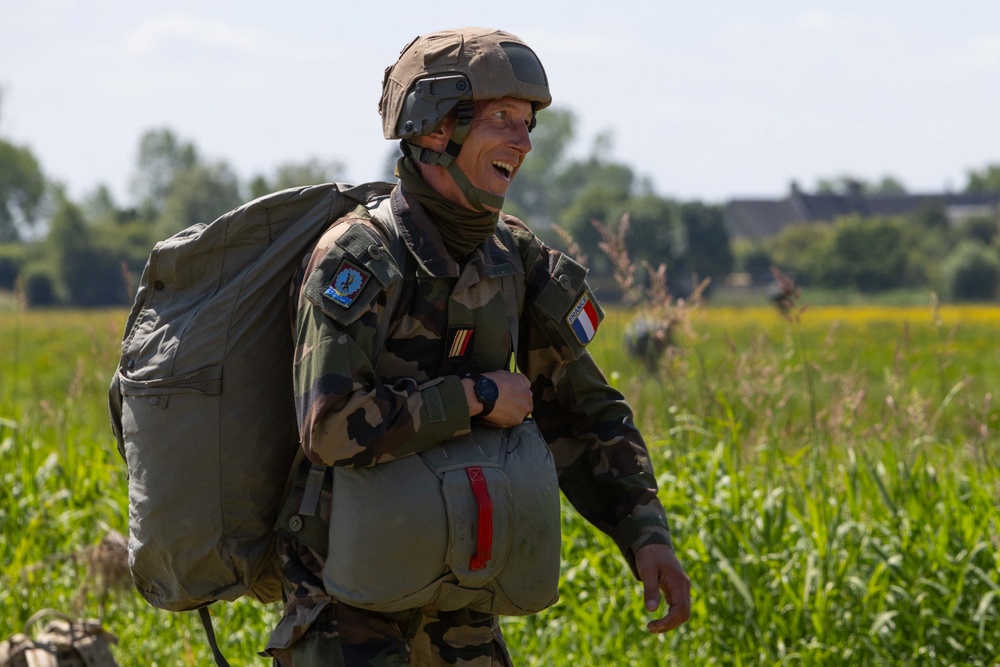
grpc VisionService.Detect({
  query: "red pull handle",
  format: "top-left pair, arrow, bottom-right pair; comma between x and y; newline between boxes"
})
466,466 -> 493,570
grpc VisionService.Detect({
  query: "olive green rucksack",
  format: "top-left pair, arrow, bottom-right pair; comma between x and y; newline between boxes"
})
107,181 -> 399,664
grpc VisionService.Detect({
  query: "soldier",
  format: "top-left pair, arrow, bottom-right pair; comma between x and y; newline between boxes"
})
265,27 -> 690,666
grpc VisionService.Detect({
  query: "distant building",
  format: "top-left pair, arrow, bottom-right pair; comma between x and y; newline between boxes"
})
725,181 -> 1000,240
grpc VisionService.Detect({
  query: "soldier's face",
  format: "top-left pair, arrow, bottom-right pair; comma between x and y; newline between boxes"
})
453,97 -> 533,206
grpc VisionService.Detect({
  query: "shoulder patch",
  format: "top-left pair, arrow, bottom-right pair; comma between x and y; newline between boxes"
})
566,291 -> 600,345
531,251 -> 604,356
303,222 -> 402,325
323,259 -> 372,308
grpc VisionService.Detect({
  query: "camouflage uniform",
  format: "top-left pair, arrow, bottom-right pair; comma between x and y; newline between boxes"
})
265,184 -> 672,665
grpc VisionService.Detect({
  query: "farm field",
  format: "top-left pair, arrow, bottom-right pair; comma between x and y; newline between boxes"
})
1,302 -> 999,666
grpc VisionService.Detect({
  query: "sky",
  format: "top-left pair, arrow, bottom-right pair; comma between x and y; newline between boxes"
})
1,0 -> 998,208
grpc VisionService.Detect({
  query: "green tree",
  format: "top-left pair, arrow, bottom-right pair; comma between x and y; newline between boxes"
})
0,141 -> 45,242
20,262 -> 57,306
871,176 -> 907,194
82,184 -> 123,224
558,182 -> 631,275
964,164 -> 1000,194
504,107 -> 577,225
909,202 -> 949,230
0,243 -> 28,290
817,215 -> 907,292
505,111 -> 642,235
767,223 -> 833,285
624,194 -> 679,267
941,240 -> 1000,301
504,111 -> 705,292
156,161 -> 242,237
815,174 -> 907,195
77,183 -> 158,300
47,193 -> 126,306
249,158 -> 346,200
958,214 -> 999,246
897,213 -> 952,288
0,91 -> 46,241
906,201 -> 948,230
126,128 -> 245,238
676,202 -> 733,284
553,132 -> 648,274
130,128 -> 199,219
731,239 -> 773,284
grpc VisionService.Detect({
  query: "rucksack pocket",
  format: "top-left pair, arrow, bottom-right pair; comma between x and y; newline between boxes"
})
114,367 -> 239,609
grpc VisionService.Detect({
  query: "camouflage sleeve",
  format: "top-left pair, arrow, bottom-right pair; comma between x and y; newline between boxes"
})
506,219 -> 673,575
291,217 -> 471,468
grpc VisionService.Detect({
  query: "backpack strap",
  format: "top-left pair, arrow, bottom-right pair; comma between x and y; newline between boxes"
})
289,209 -> 521,548
198,607 -> 231,667
293,193 -> 409,532
495,221 -> 523,370
367,195 -> 412,360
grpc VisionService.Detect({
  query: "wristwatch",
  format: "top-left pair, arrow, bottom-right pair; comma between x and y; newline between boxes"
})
472,374 -> 499,418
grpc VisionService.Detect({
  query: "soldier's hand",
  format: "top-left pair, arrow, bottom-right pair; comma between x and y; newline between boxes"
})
635,543 -> 691,633
462,371 -> 532,427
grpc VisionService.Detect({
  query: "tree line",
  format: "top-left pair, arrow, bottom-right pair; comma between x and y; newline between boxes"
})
1,93 -> 999,307
734,188 -> 1000,301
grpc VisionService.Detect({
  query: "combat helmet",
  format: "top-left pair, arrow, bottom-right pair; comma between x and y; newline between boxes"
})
379,27 -> 552,211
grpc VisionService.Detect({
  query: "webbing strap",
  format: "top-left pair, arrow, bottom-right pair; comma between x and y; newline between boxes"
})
445,161 -> 505,212
298,465 -> 326,517
466,466 -> 493,570
496,222 -> 523,371
198,606 -> 231,667
298,196 -> 409,520
368,197 -> 411,353
500,273 -> 519,372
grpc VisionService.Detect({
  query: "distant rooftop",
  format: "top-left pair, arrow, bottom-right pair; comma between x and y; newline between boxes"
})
726,181 -> 1000,240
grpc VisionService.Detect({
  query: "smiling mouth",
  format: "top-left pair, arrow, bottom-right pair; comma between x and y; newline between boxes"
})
492,161 -> 514,179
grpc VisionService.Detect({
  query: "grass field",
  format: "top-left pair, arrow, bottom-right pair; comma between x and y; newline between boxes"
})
2,300 -> 999,665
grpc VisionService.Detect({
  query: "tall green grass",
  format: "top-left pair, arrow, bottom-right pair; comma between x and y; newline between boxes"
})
2,303 -> 999,665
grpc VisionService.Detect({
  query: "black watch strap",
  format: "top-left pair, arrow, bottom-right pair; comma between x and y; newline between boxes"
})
472,374 -> 499,418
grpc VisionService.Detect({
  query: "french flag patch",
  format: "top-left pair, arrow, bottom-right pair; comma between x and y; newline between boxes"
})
566,293 -> 600,345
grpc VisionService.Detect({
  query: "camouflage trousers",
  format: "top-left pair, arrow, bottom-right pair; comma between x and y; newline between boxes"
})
264,536 -> 513,666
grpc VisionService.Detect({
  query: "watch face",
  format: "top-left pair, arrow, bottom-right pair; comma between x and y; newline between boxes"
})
476,377 -> 500,403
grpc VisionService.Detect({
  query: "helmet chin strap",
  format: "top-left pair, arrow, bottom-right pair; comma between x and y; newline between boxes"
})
445,161 -> 505,212
401,102 -> 505,212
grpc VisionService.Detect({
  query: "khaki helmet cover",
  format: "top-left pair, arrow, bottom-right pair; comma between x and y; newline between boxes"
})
380,27 -> 552,141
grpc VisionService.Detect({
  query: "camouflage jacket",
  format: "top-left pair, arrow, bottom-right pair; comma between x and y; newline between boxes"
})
290,184 -> 672,568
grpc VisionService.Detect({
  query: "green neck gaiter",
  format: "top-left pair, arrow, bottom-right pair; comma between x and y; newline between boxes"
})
396,157 -> 499,260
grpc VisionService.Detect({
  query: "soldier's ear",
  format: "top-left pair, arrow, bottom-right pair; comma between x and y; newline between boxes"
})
413,115 -> 456,153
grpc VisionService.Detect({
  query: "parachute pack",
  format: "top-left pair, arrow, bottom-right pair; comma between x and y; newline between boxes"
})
108,181 -> 397,664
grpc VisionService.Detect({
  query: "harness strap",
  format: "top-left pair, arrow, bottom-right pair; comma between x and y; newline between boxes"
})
500,273 -> 520,371
297,465 -> 326,518
298,196 -> 409,519
198,607 -> 231,667
496,221 -> 523,370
